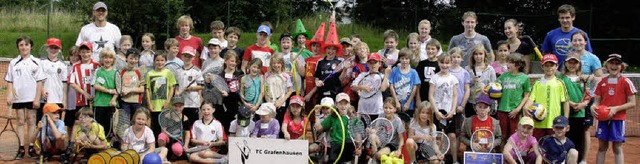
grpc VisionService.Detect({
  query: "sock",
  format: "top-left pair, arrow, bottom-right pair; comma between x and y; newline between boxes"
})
18,146 -> 24,151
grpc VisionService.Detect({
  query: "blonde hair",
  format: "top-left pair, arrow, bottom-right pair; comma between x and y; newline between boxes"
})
164,38 -> 180,50
437,53 -> 452,63
469,44 -> 489,67
176,15 -> 194,30
603,54 -> 629,71
142,33 -> 156,50
412,101 -> 435,128
462,11 -> 477,21
418,19 -> 431,29
132,108 -> 152,126
269,53 -> 285,74
99,48 -> 116,66
223,50 -> 239,70
448,47 -> 463,58
407,33 -> 421,66
354,42 -> 369,63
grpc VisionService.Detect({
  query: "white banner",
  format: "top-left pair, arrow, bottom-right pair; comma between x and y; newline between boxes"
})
228,137 -> 309,164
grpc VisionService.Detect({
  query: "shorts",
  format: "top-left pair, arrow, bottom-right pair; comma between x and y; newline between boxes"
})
12,102 -> 34,109
435,109 -> 457,134
382,143 -> 399,152
416,142 -> 437,161
584,98 -> 595,126
64,109 -> 77,129
595,120 -> 625,142
329,141 -> 354,163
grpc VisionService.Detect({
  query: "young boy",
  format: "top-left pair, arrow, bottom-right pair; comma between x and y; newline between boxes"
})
541,4 -> 593,69
280,33 -> 306,96
72,107 -> 109,156
304,23 -> 326,111
539,115 -> 579,164
524,54 -> 569,139
39,38 -> 68,121
351,53 -> 390,120
175,15 -> 204,68
377,30 -> 400,67
389,48 -> 421,115
175,47 -> 204,128
201,20 -> 228,60
314,21 -> 344,100
417,19 -> 443,59
164,38 -> 184,75
460,94 -> 503,153
292,19 -> 314,59
314,95 -> 353,163
158,96 -> 190,159
416,39 -> 441,102
591,54 -> 636,164
69,41 -> 100,116
37,103 -> 69,162
202,38 -> 225,75
220,26 -> 244,62
428,53 -> 459,163
118,48 -> 145,117
372,98 -> 405,161
496,53 -> 531,139
448,11 -> 493,66
241,25 -> 275,74
229,106 -> 255,137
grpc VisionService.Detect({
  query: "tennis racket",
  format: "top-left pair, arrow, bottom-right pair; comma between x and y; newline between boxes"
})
0,108 -> 19,161
158,109 -> 184,145
110,109 -> 131,147
205,71 -> 230,93
470,129 -> 495,153
39,115 -> 47,163
510,139 -> 525,164
369,117 -> 394,148
429,131 -> 450,161
357,72 -> 383,99
348,113 -> 370,164
265,73 -> 287,103
538,135 -> 566,164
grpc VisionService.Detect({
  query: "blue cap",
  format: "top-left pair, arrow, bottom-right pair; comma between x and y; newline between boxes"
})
257,25 -> 271,35
475,94 -> 491,105
553,115 -> 569,127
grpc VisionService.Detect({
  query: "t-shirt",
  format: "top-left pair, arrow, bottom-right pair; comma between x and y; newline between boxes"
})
175,66 -> 204,108
92,67 -> 117,107
118,69 -> 143,104
377,48 -> 399,67
41,59 -> 68,103
191,119 -> 227,143
41,119 -> 67,140
580,52 -> 602,96
490,61 -> 508,76
243,44 -> 275,74
164,57 -> 184,76
389,67 -> 421,110
541,27 -> 593,68
75,22 -> 121,62
74,122 -> 110,147
201,40 -> 229,60
5,55 -> 46,103
450,68 -> 471,106
123,126 -> 155,153
202,57 -> 225,75
594,77 -> 637,120
176,36 -> 204,68
560,75 -> 586,118
429,73 -> 458,112
145,69 -> 177,112
448,33 -> 493,67
250,119 -> 280,138
409,121 -> 436,143
283,52 -> 305,94
496,72 -> 531,112
416,59 -> 439,101
539,137 -> 575,163
304,55 -> 325,94
321,115 -> 350,143
242,75 -> 261,105
352,72 -> 386,115
314,57 -> 344,99
386,115 -> 406,146
264,72 -> 293,107
68,61 -> 100,106
508,133 -> 538,156
529,76 -> 567,129
283,115 -> 308,139
230,119 -> 255,137
466,65 -> 496,104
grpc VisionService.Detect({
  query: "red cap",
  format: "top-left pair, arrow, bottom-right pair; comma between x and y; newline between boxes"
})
181,46 -> 196,56
79,41 -> 93,50
542,54 -> 558,64
46,38 -> 61,48
289,95 -> 304,106
367,53 -> 382,62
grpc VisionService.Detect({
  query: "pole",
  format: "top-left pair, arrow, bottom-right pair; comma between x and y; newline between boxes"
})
47,0 -> 52,38
227,1 -> 230,26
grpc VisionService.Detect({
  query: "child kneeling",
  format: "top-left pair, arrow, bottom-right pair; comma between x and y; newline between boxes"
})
188,102 -> 228,163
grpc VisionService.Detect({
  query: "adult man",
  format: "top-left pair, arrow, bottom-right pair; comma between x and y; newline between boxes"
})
75,1 -> 122,62
541,4 -> 593,69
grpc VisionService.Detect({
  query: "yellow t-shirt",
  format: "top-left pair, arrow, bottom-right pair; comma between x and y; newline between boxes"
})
74,122 -> 110,147
529,76 -> 566,129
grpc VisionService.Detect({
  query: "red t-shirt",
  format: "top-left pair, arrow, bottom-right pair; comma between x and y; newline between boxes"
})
283,113 -> 307,139
304,55 -> 325,94
594,77 -> 637,120
471,116 -> 494,138
176,36 -> 204,68
242,44 -> 275,74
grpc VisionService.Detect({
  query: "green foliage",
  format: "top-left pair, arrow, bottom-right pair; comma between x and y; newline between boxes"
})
0,32 -> 78,58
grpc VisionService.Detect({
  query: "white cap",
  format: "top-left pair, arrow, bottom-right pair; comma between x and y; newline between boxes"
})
207,38 -> 222,47
336,93 -> 350,103
320,97 -> 335,107
256,102 -> 276,116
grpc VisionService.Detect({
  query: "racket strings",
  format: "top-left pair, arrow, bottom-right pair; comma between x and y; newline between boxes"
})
159,112 -> 182,137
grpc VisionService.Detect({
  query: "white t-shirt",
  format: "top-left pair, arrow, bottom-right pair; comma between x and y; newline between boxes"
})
123,126 -> 155,153
229,119 -> 255,137
429,73 -> 458,112
75,22 -> 122,62
201,40 -> 229,60
5,55 -> 46,103
41,59 -> 68,103
191,119 -> 226,142
377,48 -> 399,66
409,121 -> 436,143
175,66 -> 204,108
352,72 -> 386,115
202,57 -> 225,75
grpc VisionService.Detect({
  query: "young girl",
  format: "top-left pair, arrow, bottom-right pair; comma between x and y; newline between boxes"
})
219,51 -> 244,134
251,103 -> 280,138
92,49 -> 119,137
145,53 -> 177,135
495,53 -> 530,139
64,46 -> 80,135
240,59 -> 264,113
119,49 -> 145,118
345,42 -> 370,105
406,101 -> 442,163
188,102 -> 228,163
428,53 -> 458,163
591,54 -> 636,164
115,35 -> 133,70
282,95 -> 309,140
389,48 -> 421,115
465,44 -> 496,117
140,33 -> 156,70
502,116 -> 541,164
491,40 -> 510,76
406,33 -> 421,68
351,53 -> 390,120
158,97 -> 190,159
121,109 -> 168,162
372,98 -> 405,161
314,96 -> 353,163
264,53 -> 293,123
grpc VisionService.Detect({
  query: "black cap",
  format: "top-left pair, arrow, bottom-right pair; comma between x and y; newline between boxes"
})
126,48 -> 141,57
237,106 -> 252,127
280,32 -> 293,41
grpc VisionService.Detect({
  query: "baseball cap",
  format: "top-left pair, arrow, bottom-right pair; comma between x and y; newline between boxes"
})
336,93 -> 350,103
237,106 -> 252,127
367,53 -> 382,62
181,46 -> 196,56
340,37 -> 353,45
256,103 -> 276,116
280,32 -> 293,41
207,38 -> 222,47
564,54 -> 580,62
93,2 -> 108,11
475,94 -> 491,105
320,97 -> 335,107
170,96 -> 185,105
257,25 -> 271,35
43,103 -> 63,113
542,54 -> 558,64
79,41 -> 93,50
553,115 -> 569,128
46,38 -> 62,48
605,54 -> 623,63
518,116 -> 534,127
289,95 -> 304,106
126,48 -> 140,57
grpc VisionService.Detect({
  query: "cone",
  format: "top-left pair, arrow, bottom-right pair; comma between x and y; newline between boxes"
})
305,22 -> 326,50
292,19 -> 310,40
321,22 -> 343,56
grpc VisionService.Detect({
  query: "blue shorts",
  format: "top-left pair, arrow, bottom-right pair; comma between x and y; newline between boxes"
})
595,120 -> 625,142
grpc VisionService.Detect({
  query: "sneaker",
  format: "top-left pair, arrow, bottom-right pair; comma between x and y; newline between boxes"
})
60,153 -> 69,164
28,147 -> 38,157
14,149 -> 25,160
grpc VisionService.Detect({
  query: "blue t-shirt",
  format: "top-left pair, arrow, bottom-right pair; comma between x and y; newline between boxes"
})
39,119 -> 67,140
389,67 -> 421,110
450,68 -> 471,106
540,136 -> 575,163
541,27 -> 593,68
580,52 -> 602,75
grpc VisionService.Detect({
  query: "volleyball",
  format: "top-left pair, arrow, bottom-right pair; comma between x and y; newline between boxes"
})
528,103 -> 547,121
485,82 -> 502,99
596,105 -> 611,121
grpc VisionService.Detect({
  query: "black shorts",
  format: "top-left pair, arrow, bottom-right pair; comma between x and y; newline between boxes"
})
584,98 -> 595,127
435,109 -> 460,134
329,141 -> 354,163
12,102 -> 34,109
64,110 -> 77,129
383,143 -> 399,152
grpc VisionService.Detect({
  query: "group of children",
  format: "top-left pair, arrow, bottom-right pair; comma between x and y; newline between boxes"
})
4,5 -> 636,164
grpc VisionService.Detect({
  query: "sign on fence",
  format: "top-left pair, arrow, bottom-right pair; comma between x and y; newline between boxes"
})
228,137 -> 309,164
463,152 -> 503,164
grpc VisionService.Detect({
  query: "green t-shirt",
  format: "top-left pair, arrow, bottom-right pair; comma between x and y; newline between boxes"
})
145,69 -> 177,112
321,115 -> 350,143
292,48 -> 314,59
529,76 -> 566,129
92,67 -> 116,107
559,75 -> 585,118
496,72 -> 531,112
